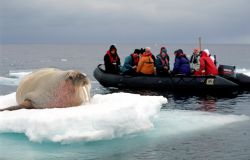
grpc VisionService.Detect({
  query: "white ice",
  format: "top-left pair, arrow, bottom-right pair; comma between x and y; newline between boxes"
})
0,92 -> 249,144
0,92 -> 167,143
156,109 -> 249,137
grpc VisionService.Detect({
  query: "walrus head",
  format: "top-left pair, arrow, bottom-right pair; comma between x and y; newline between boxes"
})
65,71 -> 90,86
64,70 -> 91,103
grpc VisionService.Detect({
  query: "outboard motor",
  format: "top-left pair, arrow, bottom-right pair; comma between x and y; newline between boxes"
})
218,65 -> 236,79
219,65 -> 250,89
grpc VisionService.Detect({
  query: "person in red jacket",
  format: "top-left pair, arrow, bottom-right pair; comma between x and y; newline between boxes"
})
104,45 -> 121,74
197,51 -> 218,76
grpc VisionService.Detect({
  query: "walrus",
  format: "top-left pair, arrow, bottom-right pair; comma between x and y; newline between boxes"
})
0,68 -> 91,111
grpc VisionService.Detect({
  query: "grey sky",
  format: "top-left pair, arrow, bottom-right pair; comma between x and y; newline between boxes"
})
1,0 -> 250,44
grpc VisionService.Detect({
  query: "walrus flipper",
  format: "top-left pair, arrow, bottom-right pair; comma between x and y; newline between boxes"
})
0,105 -> 24,111
0,99 -> 34,111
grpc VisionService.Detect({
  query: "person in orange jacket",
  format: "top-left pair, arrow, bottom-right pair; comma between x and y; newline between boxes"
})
197,51 -> 218,75
136,47 -> 155,75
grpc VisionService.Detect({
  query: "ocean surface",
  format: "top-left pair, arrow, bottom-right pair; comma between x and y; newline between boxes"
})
0,44 -> 250,160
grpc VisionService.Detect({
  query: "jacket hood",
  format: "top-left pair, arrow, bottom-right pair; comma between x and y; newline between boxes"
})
174,49 -> 185,57
201,51 -> 208,57
109,45 -> 117,54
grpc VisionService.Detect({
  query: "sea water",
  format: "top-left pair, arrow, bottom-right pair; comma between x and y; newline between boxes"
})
0,44 -> 250,160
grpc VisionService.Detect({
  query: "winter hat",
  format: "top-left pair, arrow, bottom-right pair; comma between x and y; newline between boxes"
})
145,47 -> 151,52
161,47 -> 167,53
110,45 -> 117,51
174,49 -> 184,56
178,49 -> 183,54
134,49 -> 141,54
203,49 -> 210,56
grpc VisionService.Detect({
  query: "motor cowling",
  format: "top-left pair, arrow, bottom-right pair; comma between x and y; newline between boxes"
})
218,65 -> 236,78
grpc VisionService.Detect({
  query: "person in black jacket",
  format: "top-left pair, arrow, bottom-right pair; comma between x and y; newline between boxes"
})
156,47 -> 170,76
104,45 -> 121,74
190,48 -> 201,75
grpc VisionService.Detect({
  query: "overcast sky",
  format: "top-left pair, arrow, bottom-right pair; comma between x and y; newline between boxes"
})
1,0 -> 250,44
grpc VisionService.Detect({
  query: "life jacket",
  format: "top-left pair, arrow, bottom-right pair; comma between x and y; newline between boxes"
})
158,54 -> 169,67
131,53 -> 139,66
143,52 -> 154,64
106,50 -> 119,64
190,53 -> 200,64
136,52 -> 155,75
190,54 -> 201,72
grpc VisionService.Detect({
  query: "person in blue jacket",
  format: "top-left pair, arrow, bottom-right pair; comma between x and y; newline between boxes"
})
173,49 -> 191,75
156,47 -> 170,76
121,49 -> 141,75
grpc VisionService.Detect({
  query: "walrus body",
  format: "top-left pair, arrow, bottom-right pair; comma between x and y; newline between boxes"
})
1,68 -> 91,111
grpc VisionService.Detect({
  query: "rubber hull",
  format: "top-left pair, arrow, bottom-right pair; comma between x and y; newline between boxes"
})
222,73 -> 250,90
93,65 -> 239,93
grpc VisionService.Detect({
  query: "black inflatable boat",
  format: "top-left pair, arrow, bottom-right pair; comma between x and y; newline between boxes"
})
93,64 -> 250,93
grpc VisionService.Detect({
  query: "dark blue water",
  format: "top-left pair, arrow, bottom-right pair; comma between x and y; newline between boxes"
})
0,44 -> 250,160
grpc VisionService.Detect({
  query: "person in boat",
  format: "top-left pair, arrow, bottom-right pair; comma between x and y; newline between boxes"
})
104,45 -> 121,74
172,49 -> 191,75
136,47 -> 155,75
190,48 -> 201,75
121,49 -> 141,75
197,50 -> 218,76
203,49 -> 216,65
156,47 -> 170,76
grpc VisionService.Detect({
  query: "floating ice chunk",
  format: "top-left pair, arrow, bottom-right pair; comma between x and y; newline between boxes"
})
0,92 -> 167,143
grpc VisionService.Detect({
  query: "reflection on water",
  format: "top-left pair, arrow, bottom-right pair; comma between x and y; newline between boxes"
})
95,84 -> 245,114
198,96 -> 217,111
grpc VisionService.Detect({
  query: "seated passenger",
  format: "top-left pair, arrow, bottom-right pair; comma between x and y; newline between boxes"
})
121,49 -> 141,75
173,49 -> 191,75
203,49 -> 216,65
104,45 -> 121,74
156,47 -> 170,76
197,50 -> 218,76
190,48 -> 201,75
136,47 -> 155,75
